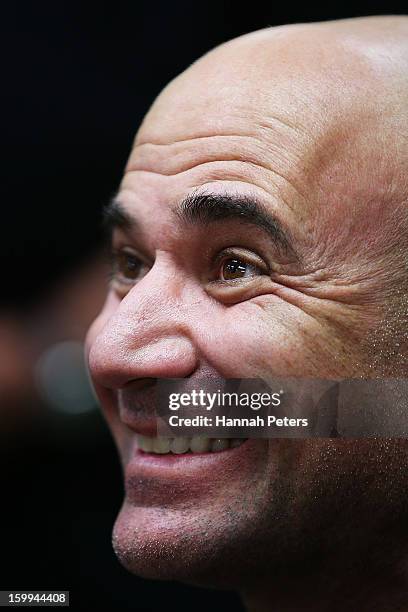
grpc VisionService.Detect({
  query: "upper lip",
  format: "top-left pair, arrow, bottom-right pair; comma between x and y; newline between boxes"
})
115,376 -> 236,437
117,382 -> 160,436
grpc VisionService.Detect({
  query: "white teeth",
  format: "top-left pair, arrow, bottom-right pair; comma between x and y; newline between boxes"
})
190,437 -> 210,453
137,435 -> 246,455
137,434 -> 153,452
170,437 -> 190,454
152,437 -> 171,454
211,438 -> 229,452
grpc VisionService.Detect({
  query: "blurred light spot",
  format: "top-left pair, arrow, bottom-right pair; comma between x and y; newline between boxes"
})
35,341 -> 97,415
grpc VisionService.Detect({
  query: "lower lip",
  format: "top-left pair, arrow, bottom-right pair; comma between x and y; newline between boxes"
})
122,437 -> 272,507
124,437 -> 260,483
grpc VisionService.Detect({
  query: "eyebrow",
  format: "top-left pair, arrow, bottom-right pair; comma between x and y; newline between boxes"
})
176,192 -> 298,259
103,192 -> 298,259
102,196 -> 135,231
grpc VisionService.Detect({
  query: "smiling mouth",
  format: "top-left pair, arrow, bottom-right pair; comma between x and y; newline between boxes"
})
136,434 -> 247,455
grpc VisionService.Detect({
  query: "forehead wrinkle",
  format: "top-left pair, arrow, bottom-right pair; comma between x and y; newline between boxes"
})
128,126 -> 303,170
132,106 -> 312,170
134,104 -> 309,148
125,158 -> 304,218
127,134 -> 266,174
133,90 -> 317,163
128,152 -> 303,194
127,127 -> 313,207
134,132 -> 253,148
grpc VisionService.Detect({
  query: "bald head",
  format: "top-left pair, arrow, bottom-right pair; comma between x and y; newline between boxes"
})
137,16 -> 408,152
127,15 -> 408,375
134,16 -> 408,236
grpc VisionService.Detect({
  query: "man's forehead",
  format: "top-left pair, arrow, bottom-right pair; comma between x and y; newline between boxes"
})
135,14 -> 408,165
134,18 -> 393,149
126,81 -> 375,227
120,16 -> 408,260
131,46 -> 395,216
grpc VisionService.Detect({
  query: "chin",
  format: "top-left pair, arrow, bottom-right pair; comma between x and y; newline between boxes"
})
111,500 -> 270,589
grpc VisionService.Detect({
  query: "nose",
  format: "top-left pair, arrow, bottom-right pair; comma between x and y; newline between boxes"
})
88,258 -> 200,390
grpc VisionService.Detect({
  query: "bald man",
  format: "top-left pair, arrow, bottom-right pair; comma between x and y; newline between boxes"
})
86,16 -> 408,611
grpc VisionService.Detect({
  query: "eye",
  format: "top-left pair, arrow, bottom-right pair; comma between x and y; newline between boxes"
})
207,248 -> 271,302
220,257 -> 262,280
214,247 -> 269,283
110,249 -> 148,285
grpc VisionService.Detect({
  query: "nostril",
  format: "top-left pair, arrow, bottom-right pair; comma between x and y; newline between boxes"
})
124,377 -> 157,391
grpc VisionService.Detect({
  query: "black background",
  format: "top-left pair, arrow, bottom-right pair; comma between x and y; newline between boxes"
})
1,3 -> 407,611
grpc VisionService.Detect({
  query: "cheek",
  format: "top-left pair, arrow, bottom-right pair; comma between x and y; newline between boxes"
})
195,299 -> 344,378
